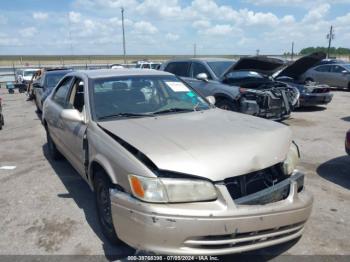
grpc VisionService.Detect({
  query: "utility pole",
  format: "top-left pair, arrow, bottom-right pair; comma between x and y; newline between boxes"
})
194,43 -> 196,57
326,25 -> 335,59
256,49 -> 260,56
291,42 -> 294,61
121,7 -> 126,64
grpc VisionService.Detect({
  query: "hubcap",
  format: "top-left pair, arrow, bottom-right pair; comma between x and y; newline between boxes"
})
97,182 -> 113,232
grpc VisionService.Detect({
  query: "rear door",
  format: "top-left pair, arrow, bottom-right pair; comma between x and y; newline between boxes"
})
60,77 -> 88,176
45,76 -> 74,151
313,65 -> 332,85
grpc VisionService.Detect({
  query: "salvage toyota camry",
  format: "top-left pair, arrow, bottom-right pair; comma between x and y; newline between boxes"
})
42,69 -> 313,255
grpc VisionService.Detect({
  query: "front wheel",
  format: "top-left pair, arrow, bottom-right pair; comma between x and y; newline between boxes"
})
216,98 -> 239,112
94,172 -> 123,245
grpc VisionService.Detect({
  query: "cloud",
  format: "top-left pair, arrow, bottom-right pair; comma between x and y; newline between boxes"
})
133,21 -> 158,34
69,11 -> 81,23
166,33 -> 179,40
0,15 -> 8,25
192,20 -> 211,29
302,3 -> 330,23
19,27 -> 37,38
33,12 -> 48,20
200,24 -> 234,35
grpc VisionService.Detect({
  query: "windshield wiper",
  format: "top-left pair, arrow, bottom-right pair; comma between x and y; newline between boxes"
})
98,112 -> 155,120
153,108 -> 194,115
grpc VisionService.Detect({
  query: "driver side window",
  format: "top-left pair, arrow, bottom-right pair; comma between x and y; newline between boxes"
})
68,77 -> 85,113
191,62 -> 212,79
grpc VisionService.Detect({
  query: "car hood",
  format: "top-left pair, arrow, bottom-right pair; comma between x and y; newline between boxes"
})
221,56 -> 285,77
276,52 -> 326,79
98,109 -> 292,181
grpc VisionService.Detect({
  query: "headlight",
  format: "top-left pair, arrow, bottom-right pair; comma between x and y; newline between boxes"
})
282,142 -> 300,175
128,175 -> 217,203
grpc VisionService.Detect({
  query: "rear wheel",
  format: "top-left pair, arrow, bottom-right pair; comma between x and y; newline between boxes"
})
305,77 -> 314,84
216,98 -> 239,112
94,171 -> 123,245
0,115 -> 3,130
46,129 -> 62,160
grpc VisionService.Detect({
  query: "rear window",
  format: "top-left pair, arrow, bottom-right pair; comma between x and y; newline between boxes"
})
164,62 -> 190,77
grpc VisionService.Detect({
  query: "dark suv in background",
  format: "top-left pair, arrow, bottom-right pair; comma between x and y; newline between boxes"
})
33,68 -> 72,112
161,57 -> 299,121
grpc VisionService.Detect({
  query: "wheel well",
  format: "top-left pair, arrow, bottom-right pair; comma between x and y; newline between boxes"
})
90,161 -> 112,189
305,77 -> 314,82
214,94 -> 233,102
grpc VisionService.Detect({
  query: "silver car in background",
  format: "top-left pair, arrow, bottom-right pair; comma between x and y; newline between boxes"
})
302,63 -> 350,90
42,69 -> 312,255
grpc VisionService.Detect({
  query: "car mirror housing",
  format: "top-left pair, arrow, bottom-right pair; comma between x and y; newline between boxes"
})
60,109 -> 84,123
206,96 -> 216,106
196,73 -> 209,82
341,70 -> 349,75
33,83 -> 42,88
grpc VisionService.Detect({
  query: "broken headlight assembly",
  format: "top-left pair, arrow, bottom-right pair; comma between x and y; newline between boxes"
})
128,174 -> 217,203
282,142 -> 300,175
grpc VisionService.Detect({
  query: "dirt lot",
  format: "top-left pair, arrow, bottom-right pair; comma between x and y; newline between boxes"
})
0,87 -> 349,259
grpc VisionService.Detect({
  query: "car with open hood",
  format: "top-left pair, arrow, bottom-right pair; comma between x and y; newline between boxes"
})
160,57 -> 299,121
42,69 -> 313,255
274,52 -> 333,107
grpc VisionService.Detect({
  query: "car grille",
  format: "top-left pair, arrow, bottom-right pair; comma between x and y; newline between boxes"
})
183,222 -> 304,250
224,165 -> 298,205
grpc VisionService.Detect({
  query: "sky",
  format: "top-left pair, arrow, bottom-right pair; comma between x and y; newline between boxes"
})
0,0 -> 350,55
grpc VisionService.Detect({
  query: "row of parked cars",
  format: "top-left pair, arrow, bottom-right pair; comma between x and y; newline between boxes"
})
12,52 -> 348,255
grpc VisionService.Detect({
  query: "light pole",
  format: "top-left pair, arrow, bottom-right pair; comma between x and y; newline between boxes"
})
291,42 -> 294,61
326,25 -> 335,59
121,7 -> 126,64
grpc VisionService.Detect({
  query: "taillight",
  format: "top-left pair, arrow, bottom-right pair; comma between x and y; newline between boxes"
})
239,87 -> 247,93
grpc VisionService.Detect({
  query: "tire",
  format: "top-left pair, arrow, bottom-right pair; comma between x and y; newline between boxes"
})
94,172 -> 123,245
305,78 -> 314,83
216,98 -> 239,112
347,82 -> 350,91
35,98 -> 41,113
46,129 -> 62,160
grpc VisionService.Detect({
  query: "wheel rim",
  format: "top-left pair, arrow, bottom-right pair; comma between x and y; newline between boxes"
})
97,182 -> 113,232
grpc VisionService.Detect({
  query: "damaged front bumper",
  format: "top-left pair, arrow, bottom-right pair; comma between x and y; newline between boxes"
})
110,171 -> 313,255
239,90 -> 292,121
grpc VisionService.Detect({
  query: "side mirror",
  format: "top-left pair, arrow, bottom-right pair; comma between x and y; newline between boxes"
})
196,73 -> 209,82
341,70 -> 349,75
206,96 -> 216,106
33,83 -> 42,88
60,109 -> 84,123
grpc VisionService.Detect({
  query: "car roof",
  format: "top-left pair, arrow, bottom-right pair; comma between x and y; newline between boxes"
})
45,69 -> 72,75
74,69 -> 173,79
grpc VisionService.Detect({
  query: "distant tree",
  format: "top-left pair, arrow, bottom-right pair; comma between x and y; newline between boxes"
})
300,46 -> 350,55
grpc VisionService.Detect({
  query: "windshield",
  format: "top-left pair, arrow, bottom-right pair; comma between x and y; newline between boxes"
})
343,64 -> 350,71
207,61 -> 234,77
24,70 -> 37,77
92,75 -> 210,120
45,71 -> 70,88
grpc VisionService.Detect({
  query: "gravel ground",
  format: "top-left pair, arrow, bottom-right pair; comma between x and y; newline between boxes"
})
0,87 -> 349,260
